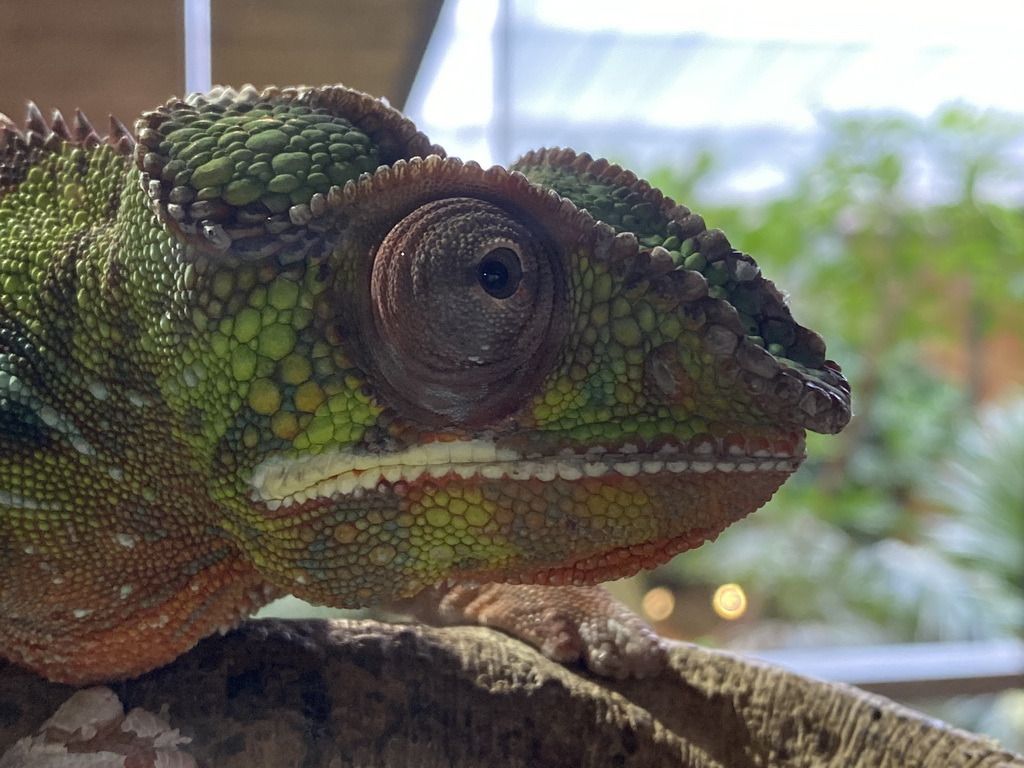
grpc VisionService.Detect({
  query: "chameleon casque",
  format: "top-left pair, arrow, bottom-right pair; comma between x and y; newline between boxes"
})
0,85 -> 851,684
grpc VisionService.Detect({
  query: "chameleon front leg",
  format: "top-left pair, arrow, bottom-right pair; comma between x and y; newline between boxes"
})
395,583 -> 668,678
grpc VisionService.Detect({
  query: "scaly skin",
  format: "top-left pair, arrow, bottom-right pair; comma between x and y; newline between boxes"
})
0,85 -> 851,684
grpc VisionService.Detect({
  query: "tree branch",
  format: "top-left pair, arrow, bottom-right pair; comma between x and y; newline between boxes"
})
1,619 -> 1020,767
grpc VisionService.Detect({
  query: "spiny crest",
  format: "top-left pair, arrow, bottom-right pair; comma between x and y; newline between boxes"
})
0,102 -> 135,192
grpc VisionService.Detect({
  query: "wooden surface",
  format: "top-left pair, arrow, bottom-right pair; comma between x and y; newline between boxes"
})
0,0 -> 443,123
1,619 -> 1022,767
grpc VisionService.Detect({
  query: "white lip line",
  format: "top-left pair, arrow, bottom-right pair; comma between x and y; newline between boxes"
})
249,438 -> 804,509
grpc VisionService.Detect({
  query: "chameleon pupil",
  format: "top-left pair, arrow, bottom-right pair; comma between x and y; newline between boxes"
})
477,247 -> 521,299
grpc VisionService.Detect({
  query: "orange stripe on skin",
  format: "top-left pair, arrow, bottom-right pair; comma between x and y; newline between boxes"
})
2,556 -> 271,685
454,470 -> 792,587
241,467 -> 794,611
459,528 -> 724,589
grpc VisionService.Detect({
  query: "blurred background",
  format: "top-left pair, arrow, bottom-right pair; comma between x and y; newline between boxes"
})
3,0 -> 1021,749
407,0 -> 1024,748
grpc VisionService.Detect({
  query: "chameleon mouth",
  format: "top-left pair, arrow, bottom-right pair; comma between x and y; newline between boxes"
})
247,433 -> 805,510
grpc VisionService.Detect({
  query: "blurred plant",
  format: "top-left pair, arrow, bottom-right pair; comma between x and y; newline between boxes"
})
924,690 -> 1024,755
642,106 -> 1024,647
926,394 -> 1024,595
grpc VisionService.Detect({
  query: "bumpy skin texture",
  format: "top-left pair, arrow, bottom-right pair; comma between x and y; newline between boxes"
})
0,85 -> 851,684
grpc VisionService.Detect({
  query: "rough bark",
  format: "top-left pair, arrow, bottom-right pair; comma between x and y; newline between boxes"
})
1,619 -> 1021,767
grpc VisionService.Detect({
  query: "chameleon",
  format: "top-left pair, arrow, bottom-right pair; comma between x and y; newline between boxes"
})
0,85 -> 851,685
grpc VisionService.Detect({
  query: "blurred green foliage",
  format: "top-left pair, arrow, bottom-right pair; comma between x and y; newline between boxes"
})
645,107 -> 1024,747
645,107 -> 1024,645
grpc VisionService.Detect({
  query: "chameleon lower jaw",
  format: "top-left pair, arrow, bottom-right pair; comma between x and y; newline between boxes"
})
448,465 -> 801,588
236,432 -> 806,609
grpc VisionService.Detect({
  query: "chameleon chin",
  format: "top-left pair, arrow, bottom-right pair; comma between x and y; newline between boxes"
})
0,85 -> 851,684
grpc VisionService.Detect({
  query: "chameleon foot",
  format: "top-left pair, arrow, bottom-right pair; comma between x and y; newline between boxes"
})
405,583 -> 668,679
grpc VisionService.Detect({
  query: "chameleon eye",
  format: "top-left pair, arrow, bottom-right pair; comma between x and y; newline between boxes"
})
368,197 -> 566,426
477,247 -> 522,299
